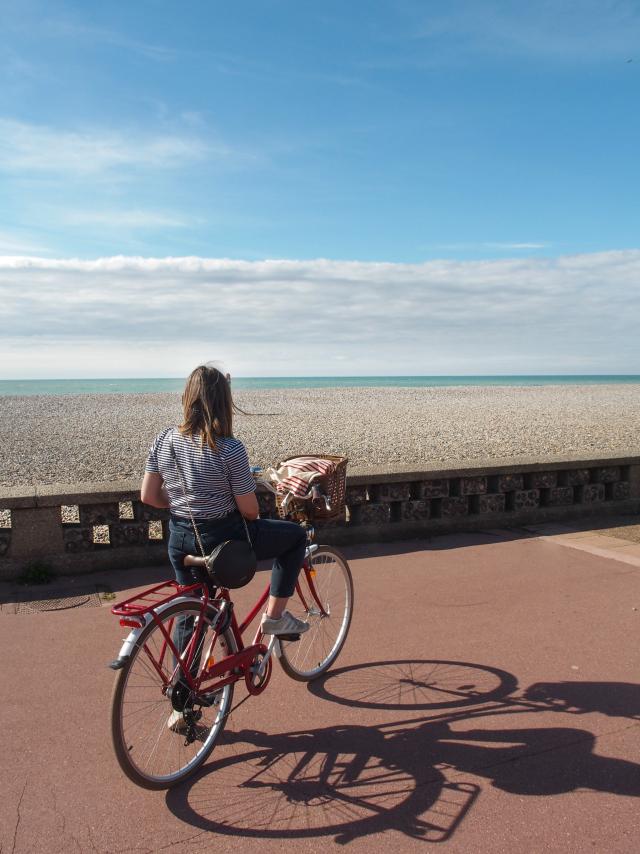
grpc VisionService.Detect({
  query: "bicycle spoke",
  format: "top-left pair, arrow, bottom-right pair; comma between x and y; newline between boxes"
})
112,602 -> 236,787
279,547 -> 353,681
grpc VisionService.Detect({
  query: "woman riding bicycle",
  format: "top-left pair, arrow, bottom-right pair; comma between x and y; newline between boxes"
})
141,363 -> 309,637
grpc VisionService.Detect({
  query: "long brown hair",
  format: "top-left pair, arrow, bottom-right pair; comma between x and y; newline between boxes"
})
179,364 -> 236,450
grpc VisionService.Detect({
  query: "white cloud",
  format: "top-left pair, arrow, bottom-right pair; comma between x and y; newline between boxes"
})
60,210 -> 193,229
414,0 -> 640,61
0,230 -> 50,255
48,20 -> 176,62
484,242 -> 548,250
428,242 -> 549,252
0,250 -> 638,377
0,119 -> 213,176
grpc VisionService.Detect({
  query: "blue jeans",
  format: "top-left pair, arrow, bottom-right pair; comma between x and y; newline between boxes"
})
168,511 -> 307,598
168,512 -> 307,678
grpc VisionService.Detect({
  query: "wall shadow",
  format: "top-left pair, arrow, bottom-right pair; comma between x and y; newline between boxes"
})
341,531 -> 527,560
0,562 -> 171,606
339,510 -> 640,559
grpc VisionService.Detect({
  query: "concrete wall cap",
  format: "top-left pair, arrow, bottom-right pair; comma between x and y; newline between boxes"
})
347,452 -> 640,484
0,485 -> 38,509
34,480 -> 141,507
1,452 -> 639,503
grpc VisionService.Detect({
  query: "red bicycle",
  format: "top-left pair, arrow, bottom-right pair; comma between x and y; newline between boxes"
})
109,527 -> 353,789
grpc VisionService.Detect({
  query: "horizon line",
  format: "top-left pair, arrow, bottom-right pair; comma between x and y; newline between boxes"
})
3,373 -> 640,382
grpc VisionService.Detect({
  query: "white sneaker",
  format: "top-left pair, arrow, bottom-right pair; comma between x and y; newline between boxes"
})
166,707 -> 202,732
260,610 -> 310,636
167,708 -> 187,733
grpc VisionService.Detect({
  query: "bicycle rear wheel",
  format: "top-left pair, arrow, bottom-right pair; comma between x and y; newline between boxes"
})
279,545 -> 354,681
111,600 -> 237,789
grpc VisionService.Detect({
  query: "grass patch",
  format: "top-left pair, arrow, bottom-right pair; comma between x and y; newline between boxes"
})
18,560 -> 56,586
96,583 -> 116,602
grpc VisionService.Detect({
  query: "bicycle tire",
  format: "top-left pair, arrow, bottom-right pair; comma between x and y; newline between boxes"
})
111,600 -> 237,790
279,545 -> 354,682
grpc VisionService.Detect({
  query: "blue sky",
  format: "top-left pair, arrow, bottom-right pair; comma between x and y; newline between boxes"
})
1,1 -> 639,376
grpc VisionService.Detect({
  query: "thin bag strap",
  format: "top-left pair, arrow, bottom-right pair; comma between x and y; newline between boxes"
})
169,429 -> 253,553
169,431 -> 207,558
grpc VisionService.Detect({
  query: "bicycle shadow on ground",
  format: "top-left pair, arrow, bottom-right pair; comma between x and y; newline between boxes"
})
306,658 -> 518,711
166,660 -> 640,845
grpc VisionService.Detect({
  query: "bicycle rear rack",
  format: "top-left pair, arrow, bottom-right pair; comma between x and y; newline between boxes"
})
112,580 -> 201,627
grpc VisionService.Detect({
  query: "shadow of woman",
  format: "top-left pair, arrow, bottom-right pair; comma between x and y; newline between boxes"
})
524,680 -> 640,719
409,718 -> 640,798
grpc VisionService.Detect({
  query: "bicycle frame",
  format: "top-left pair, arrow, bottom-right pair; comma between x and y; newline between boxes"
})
111,549 -> 328,699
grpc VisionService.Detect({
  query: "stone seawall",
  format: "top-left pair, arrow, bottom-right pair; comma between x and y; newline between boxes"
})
1,452 -> 639,580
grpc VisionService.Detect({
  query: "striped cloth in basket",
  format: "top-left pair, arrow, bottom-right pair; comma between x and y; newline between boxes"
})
266,456 -> 337,498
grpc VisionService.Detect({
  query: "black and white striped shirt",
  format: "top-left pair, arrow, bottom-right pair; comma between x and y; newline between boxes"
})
145,427 -> 255,519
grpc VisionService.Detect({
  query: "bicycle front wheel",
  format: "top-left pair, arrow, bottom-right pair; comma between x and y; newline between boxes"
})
111,600 -> 237,789
279,545 -> 354,682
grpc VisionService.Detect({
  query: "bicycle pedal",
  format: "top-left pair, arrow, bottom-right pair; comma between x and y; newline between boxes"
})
277,633 -> 301,641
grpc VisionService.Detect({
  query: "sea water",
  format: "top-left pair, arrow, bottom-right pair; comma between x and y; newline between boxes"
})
1,375 -> 639,396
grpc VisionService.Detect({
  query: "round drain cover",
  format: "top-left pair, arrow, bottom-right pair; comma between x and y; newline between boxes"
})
15,592 -> 101,614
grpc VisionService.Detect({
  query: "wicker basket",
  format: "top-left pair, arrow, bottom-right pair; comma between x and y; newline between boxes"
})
275,454 -> 348,523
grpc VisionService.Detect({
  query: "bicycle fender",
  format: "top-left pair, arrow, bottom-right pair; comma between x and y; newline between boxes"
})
114,595 -> 204,661
114,629 -> 142,664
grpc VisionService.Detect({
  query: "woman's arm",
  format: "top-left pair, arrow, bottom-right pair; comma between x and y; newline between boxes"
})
235,491 -> 260,520
224,439 -> 260,520
141,472 -> 170,508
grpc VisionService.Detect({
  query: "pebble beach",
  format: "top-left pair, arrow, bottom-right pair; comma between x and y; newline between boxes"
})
1,384 -> 639,488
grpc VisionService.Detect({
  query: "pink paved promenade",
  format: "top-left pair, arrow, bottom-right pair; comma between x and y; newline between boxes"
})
1,524 -> 639,853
